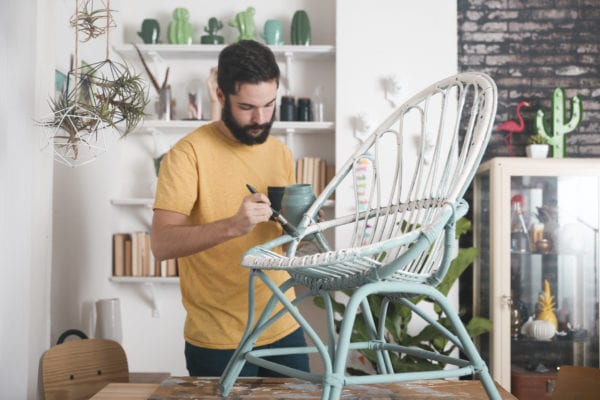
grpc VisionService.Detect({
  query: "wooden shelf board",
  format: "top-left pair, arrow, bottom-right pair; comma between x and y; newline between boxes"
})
109,276 -> 179,283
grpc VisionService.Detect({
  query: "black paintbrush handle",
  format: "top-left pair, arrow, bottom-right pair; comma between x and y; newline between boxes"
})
245,184 -> 298,236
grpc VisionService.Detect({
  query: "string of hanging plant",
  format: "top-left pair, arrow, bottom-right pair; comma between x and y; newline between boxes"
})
38,0 -> 148,167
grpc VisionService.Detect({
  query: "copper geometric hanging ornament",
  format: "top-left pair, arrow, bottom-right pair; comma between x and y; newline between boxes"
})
37,0 -> 148,167
39,102 -> 118,167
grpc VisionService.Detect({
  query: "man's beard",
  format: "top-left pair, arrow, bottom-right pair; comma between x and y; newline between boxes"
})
222,98 -> 275,146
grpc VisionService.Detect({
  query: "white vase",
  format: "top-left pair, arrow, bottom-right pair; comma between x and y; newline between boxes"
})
95,298 -> 123,343
521,317 -> 556,341
526,144 -> 549,158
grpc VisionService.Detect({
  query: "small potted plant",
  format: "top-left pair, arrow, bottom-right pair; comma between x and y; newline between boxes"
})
526,133 -> 549,158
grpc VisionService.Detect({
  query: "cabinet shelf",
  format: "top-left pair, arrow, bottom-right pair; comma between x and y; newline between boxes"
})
113,44 -> 335,62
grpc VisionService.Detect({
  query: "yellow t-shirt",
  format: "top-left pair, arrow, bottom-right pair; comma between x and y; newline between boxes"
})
154,123 -> 299,349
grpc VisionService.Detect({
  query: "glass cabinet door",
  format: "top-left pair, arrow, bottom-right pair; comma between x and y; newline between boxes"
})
473,158 -> 600,397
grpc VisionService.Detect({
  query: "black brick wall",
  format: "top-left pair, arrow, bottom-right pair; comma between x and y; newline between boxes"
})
458,0 -> 600,158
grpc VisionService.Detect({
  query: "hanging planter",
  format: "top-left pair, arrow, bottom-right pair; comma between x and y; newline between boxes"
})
37,0 -> 148,167
40,102 -> 115,167
72,59 -> 148,135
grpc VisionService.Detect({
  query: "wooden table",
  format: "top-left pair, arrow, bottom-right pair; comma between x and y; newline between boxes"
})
90,377 -> 517,399
89,383 -> 158,400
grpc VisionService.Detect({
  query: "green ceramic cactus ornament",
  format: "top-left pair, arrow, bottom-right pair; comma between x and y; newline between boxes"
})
228,7 -> 256,42
535,87 -> 583,158
201,17 -> 224,44
291,10 -> 311,45
168,7 -> 193,45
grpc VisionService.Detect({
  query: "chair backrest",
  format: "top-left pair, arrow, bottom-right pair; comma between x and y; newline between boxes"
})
41,338 -> 129,400
302,73 -> 496,282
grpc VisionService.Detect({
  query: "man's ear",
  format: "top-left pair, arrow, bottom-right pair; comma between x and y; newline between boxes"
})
216,88 -> 225,106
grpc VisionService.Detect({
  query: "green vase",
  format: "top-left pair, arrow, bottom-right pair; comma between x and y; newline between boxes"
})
281,184 -> 316,230
291,10 -> 311,45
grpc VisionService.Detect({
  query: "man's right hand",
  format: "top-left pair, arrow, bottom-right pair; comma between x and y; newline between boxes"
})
232,193 -> 273,235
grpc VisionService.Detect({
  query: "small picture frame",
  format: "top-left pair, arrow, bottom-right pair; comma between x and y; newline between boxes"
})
54,69 -> 68,101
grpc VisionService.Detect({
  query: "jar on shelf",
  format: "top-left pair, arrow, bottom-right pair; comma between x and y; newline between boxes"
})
280,96 -> 296,121
297,97 -> 312,121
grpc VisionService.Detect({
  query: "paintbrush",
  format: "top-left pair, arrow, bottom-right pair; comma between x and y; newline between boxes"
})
246,184 -> 298,237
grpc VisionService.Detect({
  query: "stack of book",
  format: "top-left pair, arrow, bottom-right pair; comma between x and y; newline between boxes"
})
112,232 -> 178,278
295,157 -> 335,196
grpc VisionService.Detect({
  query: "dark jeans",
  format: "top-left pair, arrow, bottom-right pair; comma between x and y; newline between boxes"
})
185,328 -> 309,377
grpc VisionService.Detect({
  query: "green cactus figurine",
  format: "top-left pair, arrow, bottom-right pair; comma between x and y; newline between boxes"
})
291,10 -> 311,45
535,87 -> 583,158
201,17 -> 224,44
228,7 -> 256,42
168,8 -> 193,45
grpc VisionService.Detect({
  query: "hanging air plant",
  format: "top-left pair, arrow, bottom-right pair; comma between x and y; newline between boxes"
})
70,0 -> 116,42
71,59 -> 148,135
37,0 -> 148,167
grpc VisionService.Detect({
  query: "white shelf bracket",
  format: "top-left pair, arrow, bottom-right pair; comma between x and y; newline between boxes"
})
285,128 -> 295,148
147,51 -> 167,92
147,50 -> 164,64
145,282 -> 161,318
284,51 -> 294,94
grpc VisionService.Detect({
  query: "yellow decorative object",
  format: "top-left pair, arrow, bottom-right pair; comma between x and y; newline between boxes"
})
536,279 -> 558,329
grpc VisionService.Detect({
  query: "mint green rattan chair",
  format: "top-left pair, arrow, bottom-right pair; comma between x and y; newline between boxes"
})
220,72 -> 499,400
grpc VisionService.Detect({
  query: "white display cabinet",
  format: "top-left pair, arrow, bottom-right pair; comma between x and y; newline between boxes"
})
472,157 -> 600,399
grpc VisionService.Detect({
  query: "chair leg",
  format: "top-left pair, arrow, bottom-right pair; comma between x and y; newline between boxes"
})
377,298 -> 395,373
220,271 -> 261,394
327,285 -> 376,400
222,271 -> 336,396
221,272 -> 297,393
425,286 -> 501,400
358,298 -> 391,374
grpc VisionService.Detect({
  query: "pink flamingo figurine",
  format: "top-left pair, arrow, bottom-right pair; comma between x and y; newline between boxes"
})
496,101 -> 530,156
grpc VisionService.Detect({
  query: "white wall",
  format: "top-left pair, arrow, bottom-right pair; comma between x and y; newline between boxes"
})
0,0 -> 54,398
336,0 -> 457,204
0,0 -> 457,396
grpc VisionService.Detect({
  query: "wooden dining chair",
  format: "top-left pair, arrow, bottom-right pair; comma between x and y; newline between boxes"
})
220,72 -> 500,399
41,338 -> 129,400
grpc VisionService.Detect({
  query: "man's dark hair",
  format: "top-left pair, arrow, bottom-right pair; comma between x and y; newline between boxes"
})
217,40 -> 280,96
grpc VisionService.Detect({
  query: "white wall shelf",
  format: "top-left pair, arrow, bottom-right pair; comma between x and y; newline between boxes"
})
109,276 -> 179,283
111,198 -> 154,207
138,120 -> 335,135
112,197 -> 334,209
113,44 -> 335,62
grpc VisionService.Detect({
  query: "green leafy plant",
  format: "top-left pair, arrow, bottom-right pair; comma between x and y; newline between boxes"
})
527,133 -> 548,145
314,217 -> 491,374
